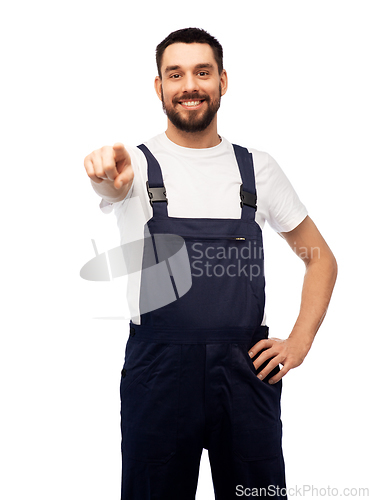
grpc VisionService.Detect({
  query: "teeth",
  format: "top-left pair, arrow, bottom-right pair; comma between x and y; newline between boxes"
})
181,101 -> 201,107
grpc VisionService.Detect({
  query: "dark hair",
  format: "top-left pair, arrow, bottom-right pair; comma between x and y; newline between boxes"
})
156,27 -> 223,78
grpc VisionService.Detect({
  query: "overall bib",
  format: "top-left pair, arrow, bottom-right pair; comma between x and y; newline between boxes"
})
120,144 -> 287,500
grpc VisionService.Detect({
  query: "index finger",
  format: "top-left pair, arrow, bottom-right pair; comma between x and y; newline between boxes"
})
112,142 -> 131,164
248,338 -> 272,358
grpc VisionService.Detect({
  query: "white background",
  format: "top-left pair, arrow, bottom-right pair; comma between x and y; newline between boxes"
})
1,0 -> 369,498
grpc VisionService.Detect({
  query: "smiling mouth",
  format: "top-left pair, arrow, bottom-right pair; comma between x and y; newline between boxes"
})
179,100 -> 205,110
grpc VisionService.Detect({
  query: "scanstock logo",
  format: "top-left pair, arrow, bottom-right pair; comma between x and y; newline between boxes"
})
80,234 -> 192,315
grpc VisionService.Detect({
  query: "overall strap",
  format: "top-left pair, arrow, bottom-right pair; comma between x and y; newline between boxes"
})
137,144 -> 168,217
232,144 -> 257,221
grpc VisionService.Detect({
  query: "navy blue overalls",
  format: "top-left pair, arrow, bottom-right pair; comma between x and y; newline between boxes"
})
120,144 -> 287,500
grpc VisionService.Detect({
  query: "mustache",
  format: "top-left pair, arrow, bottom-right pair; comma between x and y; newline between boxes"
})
173,93 -> 210,104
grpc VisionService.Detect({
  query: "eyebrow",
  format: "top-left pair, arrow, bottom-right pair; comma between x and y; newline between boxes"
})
164,63 -> 215,74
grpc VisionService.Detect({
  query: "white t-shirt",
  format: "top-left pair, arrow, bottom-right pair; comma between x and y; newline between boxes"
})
99,132 -> 308,323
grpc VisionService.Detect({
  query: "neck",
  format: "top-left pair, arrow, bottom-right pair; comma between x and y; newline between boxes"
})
165,118 -> 221,149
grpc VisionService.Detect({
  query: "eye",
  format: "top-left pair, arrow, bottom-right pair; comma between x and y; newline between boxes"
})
170,73 -> 181,79
198,71 -> 209,77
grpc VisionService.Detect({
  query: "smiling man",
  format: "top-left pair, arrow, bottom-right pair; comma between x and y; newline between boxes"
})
84,28 -> 337,500
156,42 -> 226,138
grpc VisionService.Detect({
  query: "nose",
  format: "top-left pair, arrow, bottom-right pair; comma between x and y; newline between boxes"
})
181,72 -> 199,94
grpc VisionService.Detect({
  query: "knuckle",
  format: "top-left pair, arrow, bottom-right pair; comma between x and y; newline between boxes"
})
101,145 -> 113,156
84,156 -> 92,170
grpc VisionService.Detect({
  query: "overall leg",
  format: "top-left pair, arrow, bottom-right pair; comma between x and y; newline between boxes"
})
120,339 -> 207,500
206,342 -> 287,500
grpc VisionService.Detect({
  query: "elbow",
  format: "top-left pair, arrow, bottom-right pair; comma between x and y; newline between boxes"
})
305,248 -> 338,285
319,250 -> 338,285
331,253 -> 338,284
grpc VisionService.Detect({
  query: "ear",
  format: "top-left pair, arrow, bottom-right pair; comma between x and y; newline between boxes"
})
154,76 -> 163,101
220,69 -> 228,96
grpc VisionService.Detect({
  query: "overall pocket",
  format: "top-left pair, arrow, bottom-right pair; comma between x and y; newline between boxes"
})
232,343 -> 283,461
120,339 -> 181,463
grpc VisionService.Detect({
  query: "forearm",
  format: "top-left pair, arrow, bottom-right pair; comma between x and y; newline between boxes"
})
289,251 -> 338,352
250,216 -> 338,382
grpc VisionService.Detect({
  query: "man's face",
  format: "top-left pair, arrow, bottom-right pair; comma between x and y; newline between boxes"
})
155,43 -> 227,133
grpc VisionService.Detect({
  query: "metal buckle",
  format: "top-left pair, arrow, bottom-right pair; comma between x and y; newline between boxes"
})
146,181 -> 168,206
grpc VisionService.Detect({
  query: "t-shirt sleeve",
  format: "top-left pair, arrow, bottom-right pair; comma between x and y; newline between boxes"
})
264,153 -> 308,233
99,198 -> 114,214
98,182 -> 134,214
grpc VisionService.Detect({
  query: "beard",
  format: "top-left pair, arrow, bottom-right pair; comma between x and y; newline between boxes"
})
161,85 -> 222,133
